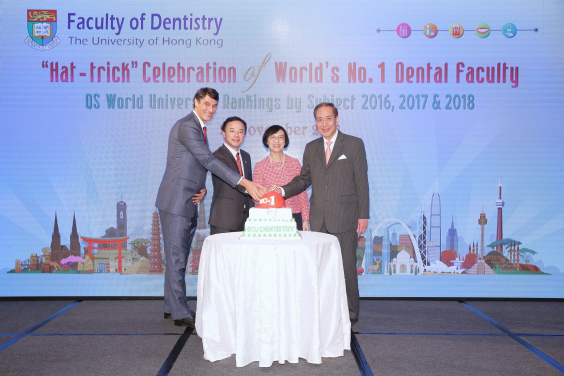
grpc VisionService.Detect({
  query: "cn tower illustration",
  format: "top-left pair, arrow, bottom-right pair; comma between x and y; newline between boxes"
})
478,208 -> 487,259
495,174 -> 505,253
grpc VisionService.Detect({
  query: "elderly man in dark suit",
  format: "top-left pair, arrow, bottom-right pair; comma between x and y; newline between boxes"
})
155,88 -> 264,327
209,116 -> 252,234
278,102 -> 369,323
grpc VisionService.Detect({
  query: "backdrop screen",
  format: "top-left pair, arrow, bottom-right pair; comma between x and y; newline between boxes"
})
1,1 -> 563,297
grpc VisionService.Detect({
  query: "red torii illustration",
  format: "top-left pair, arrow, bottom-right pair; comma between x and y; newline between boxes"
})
80,236 -> 129,273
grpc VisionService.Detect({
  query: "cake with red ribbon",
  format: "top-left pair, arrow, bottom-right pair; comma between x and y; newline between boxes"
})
240,191 -> 301,240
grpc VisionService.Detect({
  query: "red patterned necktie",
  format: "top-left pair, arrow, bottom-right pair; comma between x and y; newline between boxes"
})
203,126 -> 208,145
236,152 -> 243,175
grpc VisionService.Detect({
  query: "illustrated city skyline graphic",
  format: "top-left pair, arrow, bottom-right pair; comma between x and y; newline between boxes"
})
9,175 -> 548,276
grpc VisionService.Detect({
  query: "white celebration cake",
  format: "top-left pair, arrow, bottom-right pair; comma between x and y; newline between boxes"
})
240,192 -> 301,240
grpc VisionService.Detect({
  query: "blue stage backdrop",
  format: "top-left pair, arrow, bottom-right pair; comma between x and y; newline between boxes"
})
1,1 -> 563,297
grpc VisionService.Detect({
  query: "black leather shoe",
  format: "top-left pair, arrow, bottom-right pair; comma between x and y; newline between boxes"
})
164,312 -> 171,319
174,316 -> 195,328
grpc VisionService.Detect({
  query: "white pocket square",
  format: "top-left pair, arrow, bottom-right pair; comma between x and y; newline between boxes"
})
338,154 -> 347,160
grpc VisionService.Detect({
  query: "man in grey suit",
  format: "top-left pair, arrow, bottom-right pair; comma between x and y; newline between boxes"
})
277,102 -> 369,323
155,88 -> 264,327
209,116 -> 252,234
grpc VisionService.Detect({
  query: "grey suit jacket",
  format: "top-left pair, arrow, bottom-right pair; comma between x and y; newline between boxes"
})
155,112 -> 241,218
282,131 -> 369,233
208,145 -> 252,230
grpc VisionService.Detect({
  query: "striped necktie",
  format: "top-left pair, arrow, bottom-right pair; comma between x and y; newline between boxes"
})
236,152 -> 243,175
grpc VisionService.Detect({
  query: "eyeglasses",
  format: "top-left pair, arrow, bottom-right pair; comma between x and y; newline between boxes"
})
268,135 -> 285,142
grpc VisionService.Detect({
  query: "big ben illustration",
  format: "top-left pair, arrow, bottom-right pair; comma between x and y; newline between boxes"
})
117,196 -> 127,238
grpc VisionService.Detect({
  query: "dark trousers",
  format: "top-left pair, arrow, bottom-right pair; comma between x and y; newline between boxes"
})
320,222 -> 360,321
210,223 -> 242,235
210,216 -> 246,235
159,209 -> 197,320
292,212 -> 303,231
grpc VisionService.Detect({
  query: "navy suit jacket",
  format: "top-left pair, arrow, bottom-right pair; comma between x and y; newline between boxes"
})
208,145 -> 252,230
155,112 -> 241,218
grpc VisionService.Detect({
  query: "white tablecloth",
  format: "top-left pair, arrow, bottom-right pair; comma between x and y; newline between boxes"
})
195,231 -> 351,367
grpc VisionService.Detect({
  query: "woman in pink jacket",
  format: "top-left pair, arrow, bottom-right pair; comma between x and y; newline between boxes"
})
252,125 -> 310,231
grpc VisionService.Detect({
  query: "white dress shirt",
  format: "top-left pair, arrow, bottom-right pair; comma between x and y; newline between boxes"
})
192,110 -> 206,129
223,143 -> 244,176
324,130 -> 339,154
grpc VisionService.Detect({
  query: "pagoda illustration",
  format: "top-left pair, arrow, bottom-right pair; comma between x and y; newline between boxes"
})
149,211 -> 164,274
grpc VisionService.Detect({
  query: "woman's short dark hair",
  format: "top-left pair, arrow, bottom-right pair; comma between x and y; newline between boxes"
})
221,116 -> 247,133
262,125 -> 289,148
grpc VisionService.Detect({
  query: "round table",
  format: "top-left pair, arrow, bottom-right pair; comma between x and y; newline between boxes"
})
195,231 -> 351,367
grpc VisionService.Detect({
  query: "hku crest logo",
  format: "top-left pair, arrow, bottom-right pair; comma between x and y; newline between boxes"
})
25,10 -> 61,50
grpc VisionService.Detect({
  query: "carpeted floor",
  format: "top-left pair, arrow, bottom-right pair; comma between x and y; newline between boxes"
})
0,299 -> 562,375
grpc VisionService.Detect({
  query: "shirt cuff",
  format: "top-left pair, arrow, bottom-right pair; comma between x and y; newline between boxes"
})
236,176 -> 248,193
279,187 -> 286,197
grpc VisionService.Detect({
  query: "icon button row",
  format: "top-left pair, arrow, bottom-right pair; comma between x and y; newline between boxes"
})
396,23 -> 517,39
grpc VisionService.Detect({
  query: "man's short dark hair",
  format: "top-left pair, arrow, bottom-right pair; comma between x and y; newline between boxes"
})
262,125 -> 289,148
193,87 -> 219,108
313,102 -> 338,118
221,116 -> 247,133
